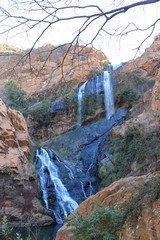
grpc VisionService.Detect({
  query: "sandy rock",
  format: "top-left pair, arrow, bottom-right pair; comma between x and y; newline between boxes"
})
0,99 -> 30,174
56,174 -> 160,240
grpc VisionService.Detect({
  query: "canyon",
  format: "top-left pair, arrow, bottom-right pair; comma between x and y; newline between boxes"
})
0,33 -> 159,240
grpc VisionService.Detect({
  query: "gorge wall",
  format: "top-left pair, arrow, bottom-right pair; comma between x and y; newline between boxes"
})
56,34 -> 160,239
0,33 -> 159,240
0,44 -> 107,101
0,99 -> 53,227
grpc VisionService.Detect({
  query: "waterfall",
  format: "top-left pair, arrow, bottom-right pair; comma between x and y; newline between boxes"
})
77,81 -> 88,126
76,70 -> 115,125
35,148 -> 78,224
103,71 -> 115,119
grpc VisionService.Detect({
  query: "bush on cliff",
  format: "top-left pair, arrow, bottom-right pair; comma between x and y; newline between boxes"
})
100,127 -> 160,188
124,175 -> 160,220
4,80 -> 28,116
114,72 -> 155,108
31,100 -> 51,124
71,207 -> 124,240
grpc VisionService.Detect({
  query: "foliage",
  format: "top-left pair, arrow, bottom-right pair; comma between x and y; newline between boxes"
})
115,84 -> 139,108
1,216 -> 35,240
101,60 -> 112,70
15,233 -> 23,240
51,93 -> 62,101
5,80 -> 29,116
28,151 -> 35,163
120,87 -> 138,107
101,127 -> 160,188
1,216 -> 13,240
82,94 -> 104,121
124,175 -> 160,220
129,73 -> 155,90
71,206 -> 124,240
0,166 -> 13,175
32,100 -> 51,124
51,89 -> 76,102
114,72 -> 155,108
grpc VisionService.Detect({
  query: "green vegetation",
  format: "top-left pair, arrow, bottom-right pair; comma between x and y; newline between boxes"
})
71,175 -> 160,240
101,60 -> 112,70
116,86 -> 138,108
124,175 -> 160,220
1,216 -> 13,239
83,95 -> 97,116
128,72 -> 155,91
32,100 -> 51,124
114,72 -> 155,108
59,147 -> 68,156
82,94 -> 104,121
71,207 -> 124,240
5,80 -> 29,116
1,216 -> 33,240
51,93 -> 62,101
51,89 -> 76,102
101,127 -> 160,188
0,166 -> 13,175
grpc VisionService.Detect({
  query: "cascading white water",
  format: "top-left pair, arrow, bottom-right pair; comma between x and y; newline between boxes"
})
77,70 -> 115,125
103,71 -> 115,119
36,148 -> 78,224
77,81 -> 88,126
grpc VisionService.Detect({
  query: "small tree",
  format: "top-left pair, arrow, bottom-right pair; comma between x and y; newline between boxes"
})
5,80 -> 29,116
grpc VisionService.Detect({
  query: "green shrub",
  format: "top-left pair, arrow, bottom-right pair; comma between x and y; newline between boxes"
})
5,80 -> 29,116
51,93 -> 62,101
101,127 -> 160,188
71,207 -> 124,240
115,86 -> 138,108
1,215 -> 13,239
124,175 -> 160,220
114,72 -> 155,108
32,100 -> 51,124
0,166 -> 13,175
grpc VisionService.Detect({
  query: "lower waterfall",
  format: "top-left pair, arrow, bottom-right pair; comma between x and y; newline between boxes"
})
35,148 -> 78,224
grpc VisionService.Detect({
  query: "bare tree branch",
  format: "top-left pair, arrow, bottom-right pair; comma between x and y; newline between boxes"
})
0,0 -> 160,96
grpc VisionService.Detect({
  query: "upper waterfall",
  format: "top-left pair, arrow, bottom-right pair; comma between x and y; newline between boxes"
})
76,70 -> 115,126
77,81 -> 88,126
103,71 -> 115,119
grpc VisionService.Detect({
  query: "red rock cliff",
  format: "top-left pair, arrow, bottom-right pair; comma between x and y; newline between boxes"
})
0,99 -> 30,174
56,174 -> 160,240
0,99 -> 53,227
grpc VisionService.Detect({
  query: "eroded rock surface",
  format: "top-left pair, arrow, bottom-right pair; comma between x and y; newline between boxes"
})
0,99 -> 53,227
0,44 -> 107,100
56,174 -> 160,240
0,99 -> 30,174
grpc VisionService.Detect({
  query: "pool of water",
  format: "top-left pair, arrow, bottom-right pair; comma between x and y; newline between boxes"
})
4,224 -> 62,240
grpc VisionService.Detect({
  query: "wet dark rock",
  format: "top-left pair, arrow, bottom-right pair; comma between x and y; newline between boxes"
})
49,99 -> 68,114
43,107 -> 128,204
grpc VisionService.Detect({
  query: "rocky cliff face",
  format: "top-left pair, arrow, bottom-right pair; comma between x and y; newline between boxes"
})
0,99 -> 53,227
0,44 -> 107,101
56,34 -> 160,239
0,99 -> 30,174
117,33 -> 160,115
56,174 -> 160,240
0,44 -> 107,142
0,33 -> 160,239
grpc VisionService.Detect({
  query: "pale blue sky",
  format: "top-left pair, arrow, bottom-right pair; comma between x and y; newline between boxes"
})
0,0 -> 160,64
